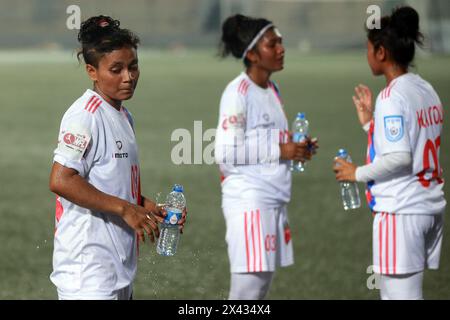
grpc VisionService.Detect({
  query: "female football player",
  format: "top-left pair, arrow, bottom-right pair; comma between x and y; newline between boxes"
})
334,6 -> 445,300
49,15 -> 185,299
215,14 -> 318,300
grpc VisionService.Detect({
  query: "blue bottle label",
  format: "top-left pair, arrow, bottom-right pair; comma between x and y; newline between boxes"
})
293,132 -> 306,143
164,208 -> 182,225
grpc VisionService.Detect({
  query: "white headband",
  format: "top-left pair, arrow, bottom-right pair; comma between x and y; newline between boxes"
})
241,23 -> 274,60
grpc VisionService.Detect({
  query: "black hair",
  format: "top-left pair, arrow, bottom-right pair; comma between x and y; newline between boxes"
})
77,15 -> 140,67
367,6 -> 424,69
220,14 -> 272,67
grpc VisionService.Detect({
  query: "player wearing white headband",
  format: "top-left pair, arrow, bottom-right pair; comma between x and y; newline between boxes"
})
216,14 -> 318,299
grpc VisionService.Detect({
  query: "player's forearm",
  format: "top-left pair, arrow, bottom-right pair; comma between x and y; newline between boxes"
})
50,171 -> 129,217
355,152 -> 412,183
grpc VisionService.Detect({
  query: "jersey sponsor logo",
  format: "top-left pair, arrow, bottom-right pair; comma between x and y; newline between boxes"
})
114,152 -> 128,158
254,113 -> 275,129
63,132 -> 88,150
113,140 -> 128,158
57,122 -> 91,161
58,129 -> 90,161
63,133 -> 76,145
384,115 -> 404,142
221,112 -> 245,131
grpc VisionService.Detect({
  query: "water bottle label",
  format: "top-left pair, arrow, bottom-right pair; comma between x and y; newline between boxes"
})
293,132 -> 306,143
165,208 -> 182,225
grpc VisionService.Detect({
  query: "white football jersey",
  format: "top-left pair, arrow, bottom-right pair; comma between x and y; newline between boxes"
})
51,89 -> 141,298
366,73 -> 445,214
215,72 -> 291,208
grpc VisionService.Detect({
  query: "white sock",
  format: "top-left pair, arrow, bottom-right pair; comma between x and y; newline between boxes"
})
229,272 -> 274,300
380,271 -> 424,300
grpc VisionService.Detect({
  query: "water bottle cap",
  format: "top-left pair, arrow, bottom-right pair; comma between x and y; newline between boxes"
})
296,112 -> 305,120
172,184 -> 184,193
337,148 -> 348,158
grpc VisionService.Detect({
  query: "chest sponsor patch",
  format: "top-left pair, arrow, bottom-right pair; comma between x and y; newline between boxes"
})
384,115 -> 404,142
221,112 -> 245,131
57,123 -> 91,161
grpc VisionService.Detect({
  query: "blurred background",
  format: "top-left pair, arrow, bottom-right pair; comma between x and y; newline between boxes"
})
1,0 -> 450,52
0,0 -> 449,299
0,0 -> 450,53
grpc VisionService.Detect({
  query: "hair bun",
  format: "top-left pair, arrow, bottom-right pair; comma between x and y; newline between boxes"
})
391,6 -> 420,40
78,15 -> 120,44
222,14 -> 244,43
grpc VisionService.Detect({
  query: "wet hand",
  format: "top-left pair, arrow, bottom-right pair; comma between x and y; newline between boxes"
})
121,202 -> 162,243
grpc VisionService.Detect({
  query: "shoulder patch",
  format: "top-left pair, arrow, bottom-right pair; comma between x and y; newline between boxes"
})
57,115 -> 92,161
384,115 -> 404,142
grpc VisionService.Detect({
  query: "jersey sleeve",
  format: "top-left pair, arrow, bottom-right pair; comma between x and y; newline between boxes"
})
214,88 -> 280,165
53,111 -> 99,177
374,93 -> 411,155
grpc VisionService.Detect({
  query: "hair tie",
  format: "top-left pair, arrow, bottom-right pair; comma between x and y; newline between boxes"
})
98,19 -> 109,27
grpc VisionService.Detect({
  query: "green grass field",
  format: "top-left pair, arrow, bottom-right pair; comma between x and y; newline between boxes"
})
0,50 -> 449,299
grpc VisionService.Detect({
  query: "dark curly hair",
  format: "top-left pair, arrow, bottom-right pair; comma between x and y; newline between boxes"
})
77,15 -> 140,67
367,6 -> 424,69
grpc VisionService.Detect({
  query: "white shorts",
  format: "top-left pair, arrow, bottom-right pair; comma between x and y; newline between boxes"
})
372,212 -> 444,275
57,284 -> 133,300
223,203 -> 294,273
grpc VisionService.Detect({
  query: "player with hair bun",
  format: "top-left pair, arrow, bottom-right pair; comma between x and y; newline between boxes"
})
334,6 -> 446,300
215,14 -> 318,300
49,15 -> 185,300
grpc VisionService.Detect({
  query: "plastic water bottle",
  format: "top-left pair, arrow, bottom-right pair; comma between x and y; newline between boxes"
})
291,112 -> 309,172
336,149 -> 361,210
156,184 -> 185,256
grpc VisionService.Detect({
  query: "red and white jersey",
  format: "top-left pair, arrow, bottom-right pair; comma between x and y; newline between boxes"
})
51,89 -> 141,297
366,73 -> 445,214
215,72 -> 291,208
